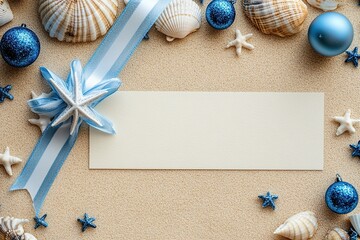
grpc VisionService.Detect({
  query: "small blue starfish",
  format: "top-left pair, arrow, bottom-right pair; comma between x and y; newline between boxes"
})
345,47 -> 360,67
258,192 -> 278,210
78,213 -> 96,232
349,227 -> 358,240
34,214 -> 48,229
350,141 -> 360,158
0,85 -> 14,103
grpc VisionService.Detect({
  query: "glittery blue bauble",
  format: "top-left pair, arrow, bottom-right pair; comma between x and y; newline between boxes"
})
325,175 -> 358,214
0,24 -> 40,67
206,0 -> 235,30
308,12 -> 353,57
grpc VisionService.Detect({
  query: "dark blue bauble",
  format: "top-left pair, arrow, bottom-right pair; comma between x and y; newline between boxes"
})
206,0 -> 235,30
308,12 -> 353,57
325,174 -> 358,214
0,24 -> 40,68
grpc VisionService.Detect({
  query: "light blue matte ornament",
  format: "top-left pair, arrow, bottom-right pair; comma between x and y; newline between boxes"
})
308,12 -> 353,57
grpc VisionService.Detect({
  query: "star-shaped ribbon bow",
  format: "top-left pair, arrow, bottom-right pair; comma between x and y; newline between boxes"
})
28,60 -> 121,135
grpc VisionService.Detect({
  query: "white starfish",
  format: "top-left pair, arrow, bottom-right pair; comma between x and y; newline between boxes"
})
0,147 -> 22,176
28,91 -> 52,133
226,29 -> 254,56
47,61 -> 108,135
333,109 -> 360,136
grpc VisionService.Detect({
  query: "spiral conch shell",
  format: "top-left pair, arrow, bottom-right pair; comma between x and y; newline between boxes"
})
242,0 -> 308,37
0,217 -> 37,240
39,0 -> 119,43
325,228 -> 350,240
0,0 -> 13,27
274,211 -> 318,240
306,0 -> 339,11
155,0 -> 201,42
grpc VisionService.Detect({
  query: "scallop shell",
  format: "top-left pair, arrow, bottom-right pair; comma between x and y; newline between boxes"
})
242,0 -> 308,37
325,228 -> 350,240
350,214 -> 360,235
0,0 -> 13,27
39,0 -> 119,43
155,0 -> 201,42
306,0 -> 339,11
274,211 -> 318,240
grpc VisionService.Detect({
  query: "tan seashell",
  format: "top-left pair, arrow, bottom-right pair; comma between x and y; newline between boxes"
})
242,0 -> 308,37
350,214 -> 360,235
0,0 -> 13,27
274,211 -> 318,240
39,0 -> 119,43
325,228 -> 350,240
306,0 -> 339,11
155,0 -> 201,42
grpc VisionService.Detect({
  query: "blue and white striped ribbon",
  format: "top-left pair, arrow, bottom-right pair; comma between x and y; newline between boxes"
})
11,0 -> 172,215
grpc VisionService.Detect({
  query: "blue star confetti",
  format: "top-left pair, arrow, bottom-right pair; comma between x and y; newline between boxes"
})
345,47 -> 360,67
258,192 -> 278,210
350,141 -> 360,158
78,213 -> 96,232
0,85 -> 13,103
349,227 -> 358,240
34,214 -> 48,229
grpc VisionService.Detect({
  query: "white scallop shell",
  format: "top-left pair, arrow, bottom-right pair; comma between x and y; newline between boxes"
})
274,211 -> 318,240
350,214 -> 360,235
155,0 -> 201,42
0,0 -> 13,27
306,0 -> 339,11
39,0 -> 119,43
325,228 -> 350,240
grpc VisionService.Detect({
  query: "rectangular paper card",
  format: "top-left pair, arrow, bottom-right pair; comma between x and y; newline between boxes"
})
89,92 -> 324,170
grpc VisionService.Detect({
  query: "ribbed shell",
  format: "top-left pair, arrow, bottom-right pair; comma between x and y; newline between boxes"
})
242,0 -> 308,37
39,0 -> 119,43
325,228 -> 350,240
306,0 -> 339,11
350,214 -> 360,235
274,211 -> 318,240
0,0 -> 13,27
155,0 -> 201,42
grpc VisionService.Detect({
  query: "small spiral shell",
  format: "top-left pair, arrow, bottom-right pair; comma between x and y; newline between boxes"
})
325,228 -> 350,240
274,211 -> 318,240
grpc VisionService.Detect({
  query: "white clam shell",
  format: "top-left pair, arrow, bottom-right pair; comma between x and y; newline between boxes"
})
39,0 -> 119,43
306,0 -> 339,11
274,211 -> 318,240
155,0 -> 201,42
325,228 -> 350,240
0,0 -> 13,27
350,214 -> 360,235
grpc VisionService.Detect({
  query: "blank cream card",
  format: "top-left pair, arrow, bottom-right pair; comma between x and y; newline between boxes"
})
89,92 -> 324,170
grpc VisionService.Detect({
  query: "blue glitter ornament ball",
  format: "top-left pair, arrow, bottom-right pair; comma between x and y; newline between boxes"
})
206,0 -> 236,30
308,12 -> 353,57
325,174 -> 358,214
0,24 -> 40,67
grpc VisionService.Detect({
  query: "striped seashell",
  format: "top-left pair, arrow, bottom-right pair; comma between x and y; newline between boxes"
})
350,214 -> 360,235
39,0 -> 119,43
242,0 -> 308,37
325,228 -> 350,240
0,0 -> 13,27
274,211 -> 318,240
306,0 -> 339,11
155,0 -> 201,42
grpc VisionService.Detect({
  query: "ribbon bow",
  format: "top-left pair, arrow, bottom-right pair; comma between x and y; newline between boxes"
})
29,60 -> 121,135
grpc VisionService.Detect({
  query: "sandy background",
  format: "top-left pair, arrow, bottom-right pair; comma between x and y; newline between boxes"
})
0,0 -> 360,239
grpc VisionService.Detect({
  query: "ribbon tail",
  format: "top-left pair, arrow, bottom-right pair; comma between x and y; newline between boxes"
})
10,121 -> 78,215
